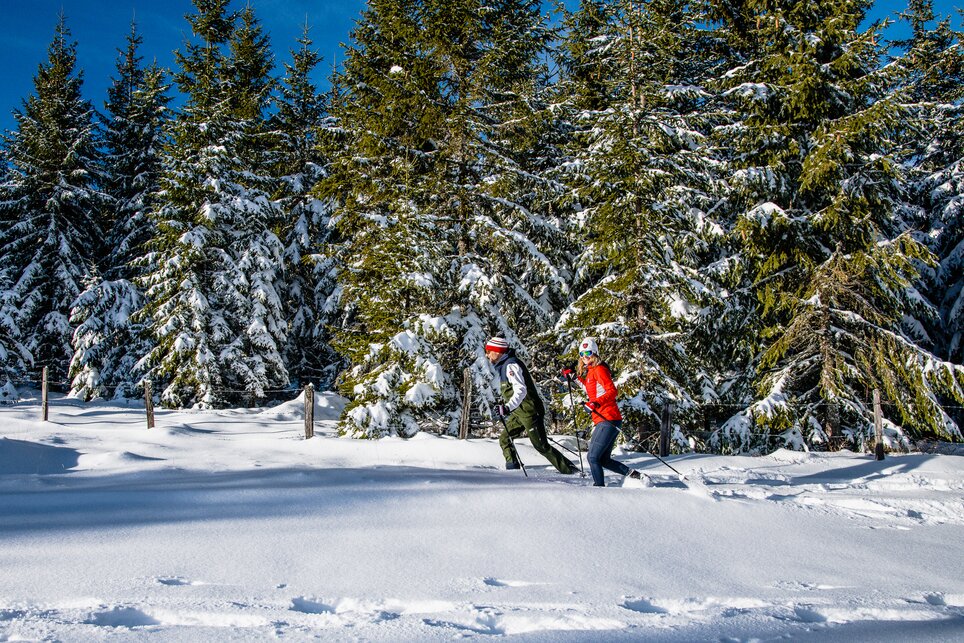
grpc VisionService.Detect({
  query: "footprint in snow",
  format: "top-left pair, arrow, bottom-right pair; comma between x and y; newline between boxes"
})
290,597 -> 335,614
156,576 -> 203,586
483,577 -> 544,588
621,598 -> 669,614
86,606 -> 159,628
913,592 -> 964,608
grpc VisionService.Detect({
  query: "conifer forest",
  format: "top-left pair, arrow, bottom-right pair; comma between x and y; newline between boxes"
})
1,0 -> 963,452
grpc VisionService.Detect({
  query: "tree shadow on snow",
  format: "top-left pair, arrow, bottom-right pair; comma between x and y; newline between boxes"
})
0,464 -> 524,536
736,454 -> 935,488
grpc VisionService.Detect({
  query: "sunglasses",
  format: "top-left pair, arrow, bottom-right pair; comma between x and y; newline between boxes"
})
579,350 -> 594,357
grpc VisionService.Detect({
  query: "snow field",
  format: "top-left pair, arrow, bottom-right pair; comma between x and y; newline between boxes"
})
1,392 -> 963,641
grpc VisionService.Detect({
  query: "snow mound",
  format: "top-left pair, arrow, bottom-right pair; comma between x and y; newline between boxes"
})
256,390 -> 346,422
77,450 -> 166,470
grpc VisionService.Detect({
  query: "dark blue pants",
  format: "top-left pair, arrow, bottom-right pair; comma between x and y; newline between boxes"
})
587,420 -> 630,486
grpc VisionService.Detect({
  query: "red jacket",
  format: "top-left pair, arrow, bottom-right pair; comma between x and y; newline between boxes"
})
577,361 -> 622,424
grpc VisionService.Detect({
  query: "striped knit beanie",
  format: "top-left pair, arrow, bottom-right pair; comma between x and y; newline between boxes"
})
484,336 -> 510,353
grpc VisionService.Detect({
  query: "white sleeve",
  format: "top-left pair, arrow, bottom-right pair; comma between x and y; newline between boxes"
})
505,363 -> 527,411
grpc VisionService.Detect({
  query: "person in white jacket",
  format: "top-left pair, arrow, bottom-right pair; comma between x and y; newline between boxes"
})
485,336 -> 578,473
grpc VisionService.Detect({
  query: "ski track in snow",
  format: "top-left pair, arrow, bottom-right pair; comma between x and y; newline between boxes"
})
1,394 -> 964,641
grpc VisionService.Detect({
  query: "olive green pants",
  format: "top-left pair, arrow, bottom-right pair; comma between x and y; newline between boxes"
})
499,415 -> 576,474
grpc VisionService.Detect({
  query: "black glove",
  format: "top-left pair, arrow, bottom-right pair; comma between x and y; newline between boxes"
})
494,403 -> 508,418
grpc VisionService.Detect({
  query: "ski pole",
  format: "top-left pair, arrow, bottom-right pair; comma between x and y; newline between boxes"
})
547,435 -> 582,459
640,445 -> 684,477
495,408 -> 527,477
561,371 -> 586,477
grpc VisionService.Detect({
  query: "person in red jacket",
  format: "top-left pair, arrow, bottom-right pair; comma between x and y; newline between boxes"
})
572,337 -> 644,487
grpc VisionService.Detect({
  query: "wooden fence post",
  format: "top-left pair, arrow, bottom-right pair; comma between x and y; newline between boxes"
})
749,407 -> 756,448
304,383 -> 315,439
41,366 -> 49,422
459,367 -> 472,439
659,401 -> 672,457
144,380 -> 155,429
873,389 -> 885,460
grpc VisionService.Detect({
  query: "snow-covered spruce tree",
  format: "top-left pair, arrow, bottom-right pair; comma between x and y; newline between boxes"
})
424,0 -> 573,422
711,0 -> 964,447
0,257 -> 30,400
929,108 -> 964,368
69,22 -> 171,400
0,15 -> 107,390
321,0 -> 571,437
0,151 -> 29,399
555,0 -> 616,115
895,1 -> 964,368
221,6 -> 289,402
551,0 -> 721,444
320,0 -> 456,437
139,1 -> 288,408
270,25 -> 340,389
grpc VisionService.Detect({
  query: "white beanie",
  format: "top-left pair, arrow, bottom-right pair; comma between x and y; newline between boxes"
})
484,336 -> 510,353
578,337 -> 598,355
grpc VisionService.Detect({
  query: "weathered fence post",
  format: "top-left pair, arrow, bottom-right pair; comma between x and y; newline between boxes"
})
144,380 -> 155,429
873,389 -> 885,460
304,383 -> 315,439
41,366 -> 49,422
459,368 -> 472,439
749,407 -> 757,449
659,402 -> 672,458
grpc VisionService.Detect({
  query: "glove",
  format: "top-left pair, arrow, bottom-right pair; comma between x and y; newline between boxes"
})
575,430 -> 588,440
561,368 -> 575,380
494,403 -> 508,418
582,401 -> 599,414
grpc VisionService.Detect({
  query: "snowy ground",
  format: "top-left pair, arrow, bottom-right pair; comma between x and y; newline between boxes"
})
1,392 -> 963,642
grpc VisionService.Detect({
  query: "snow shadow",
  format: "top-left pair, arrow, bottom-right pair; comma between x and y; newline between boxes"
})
0,465 -> 515,535
40,407 -> 151,425
0,437 -> 80,475
790,614 -> 964,641
697,454 -> 936,489
783,456 -> 932,486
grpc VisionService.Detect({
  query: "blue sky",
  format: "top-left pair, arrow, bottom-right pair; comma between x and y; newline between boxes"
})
0,0 -> 368,133
0,0 -> 960,134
